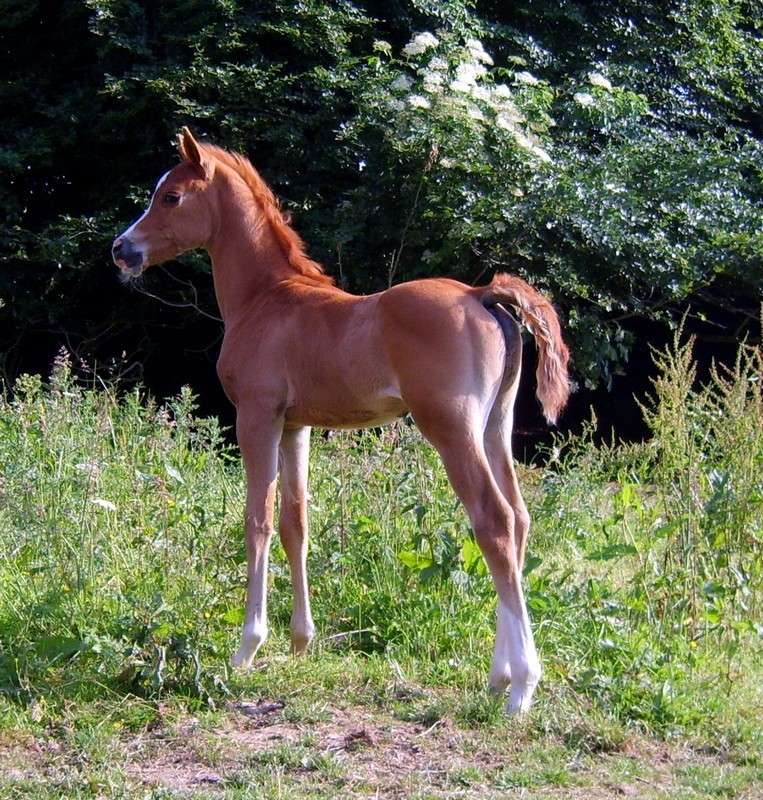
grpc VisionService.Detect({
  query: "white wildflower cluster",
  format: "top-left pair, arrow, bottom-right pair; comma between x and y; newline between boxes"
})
415,54 -> 446,94
465,37 -> 493,65
588,71 -> 613,91
407,94 -> 431,110
495,105 -> 524,131
514,71 -> 539,86
422,73 -> 444,93
570,72 -> 613,110
389,32 -> 553,165
391,74 -> 413,92
75,458 -> 102,480
512,130 -> 551,162
574,92 -> 595,107
91,497 -> 116,511
402,31 -> 438,57
451,61 -> 487,93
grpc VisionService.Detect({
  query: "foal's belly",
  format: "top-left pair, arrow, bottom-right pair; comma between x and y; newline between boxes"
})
284,394 -> 408,430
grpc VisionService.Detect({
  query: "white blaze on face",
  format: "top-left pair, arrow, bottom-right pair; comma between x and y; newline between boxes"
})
119,171 -> 171,244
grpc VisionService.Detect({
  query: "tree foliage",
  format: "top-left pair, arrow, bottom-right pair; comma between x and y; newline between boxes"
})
1,0 -> 761,390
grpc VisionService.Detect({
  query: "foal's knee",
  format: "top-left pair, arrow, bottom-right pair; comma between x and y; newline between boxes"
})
245,517 -> 275,548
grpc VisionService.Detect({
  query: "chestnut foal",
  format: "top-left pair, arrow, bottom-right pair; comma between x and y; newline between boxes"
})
113,128 -> 570,715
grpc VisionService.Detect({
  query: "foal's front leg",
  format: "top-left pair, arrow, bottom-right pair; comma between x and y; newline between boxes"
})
231,414 -> 281,669
279,427 -> 315,654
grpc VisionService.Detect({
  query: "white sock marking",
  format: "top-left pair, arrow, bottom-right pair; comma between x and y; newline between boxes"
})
504,601 -> 541,715
489,602 -> 512,693
232,536 -> 270,669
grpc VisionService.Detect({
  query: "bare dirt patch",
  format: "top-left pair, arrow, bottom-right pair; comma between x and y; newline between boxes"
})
2,699 -> 759,798
123,699 -> 498,796
0,732 -> 46,783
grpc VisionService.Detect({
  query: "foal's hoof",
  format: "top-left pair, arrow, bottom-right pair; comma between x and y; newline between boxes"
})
506,681 -> 538,716
290,635 -> 313,656
290,621 -> 315,656
488,669 -> 511,696
231,640 -> 263,670
231,629 -> 267,670
230,649 -> 255,670
506,696 -> 532,716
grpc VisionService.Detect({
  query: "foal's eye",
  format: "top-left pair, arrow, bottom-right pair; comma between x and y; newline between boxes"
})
163,192 -> 181,206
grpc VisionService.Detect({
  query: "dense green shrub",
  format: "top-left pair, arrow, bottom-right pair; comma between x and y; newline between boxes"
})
1,1 -> 761,386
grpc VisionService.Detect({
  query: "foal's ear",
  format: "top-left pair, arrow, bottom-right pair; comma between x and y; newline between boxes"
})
178,126 -> 212,179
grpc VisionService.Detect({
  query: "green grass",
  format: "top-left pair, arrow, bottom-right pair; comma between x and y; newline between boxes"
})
0,335 -> 761,798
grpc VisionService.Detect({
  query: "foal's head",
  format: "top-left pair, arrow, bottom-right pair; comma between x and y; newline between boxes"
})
112,127 -> 218,277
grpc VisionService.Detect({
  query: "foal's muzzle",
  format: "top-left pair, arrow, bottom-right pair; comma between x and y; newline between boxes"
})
112,237 -> 145,276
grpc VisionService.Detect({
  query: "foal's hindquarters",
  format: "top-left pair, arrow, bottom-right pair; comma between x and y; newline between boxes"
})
229,277 -> 556,716
378,281 -> 540,714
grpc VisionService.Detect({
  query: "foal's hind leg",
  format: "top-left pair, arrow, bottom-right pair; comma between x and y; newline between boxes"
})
483,408 -> 532,695
484,305 -> 530,570
414,410 -> 541,715
485,396 -> 531,571
279,427 -> 315,654
482,308 -> 533,693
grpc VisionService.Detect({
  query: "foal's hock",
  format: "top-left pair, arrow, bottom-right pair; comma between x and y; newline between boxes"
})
113,127 -> 570,715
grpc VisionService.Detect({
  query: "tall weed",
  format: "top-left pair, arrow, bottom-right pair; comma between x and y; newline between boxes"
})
531,327 -> 762,734
0,337 -> 760,747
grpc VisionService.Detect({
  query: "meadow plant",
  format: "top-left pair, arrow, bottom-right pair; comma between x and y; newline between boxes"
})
0,336 -> 760,749
531,327 -> 762,737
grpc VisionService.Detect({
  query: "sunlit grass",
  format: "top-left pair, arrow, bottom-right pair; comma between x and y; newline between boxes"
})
0,333 -> 761,785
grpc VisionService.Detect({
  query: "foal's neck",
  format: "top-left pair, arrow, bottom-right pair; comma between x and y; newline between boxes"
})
207,191 -> 295,324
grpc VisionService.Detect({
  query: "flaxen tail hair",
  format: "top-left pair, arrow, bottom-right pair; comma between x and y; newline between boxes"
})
479,273 -> 570,425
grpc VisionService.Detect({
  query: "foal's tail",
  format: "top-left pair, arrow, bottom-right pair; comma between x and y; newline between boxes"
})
477,273 -> 570,425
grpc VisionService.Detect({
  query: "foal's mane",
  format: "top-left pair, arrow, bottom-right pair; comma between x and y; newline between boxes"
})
192,143 -> 334,286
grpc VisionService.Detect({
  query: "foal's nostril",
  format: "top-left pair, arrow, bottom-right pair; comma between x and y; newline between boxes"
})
112,239 -> 124,259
